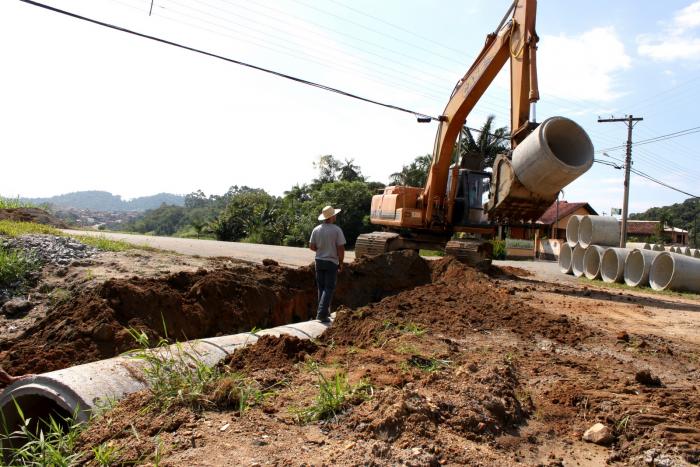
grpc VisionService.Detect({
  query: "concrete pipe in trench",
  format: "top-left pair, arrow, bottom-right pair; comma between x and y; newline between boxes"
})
559,243 -> 573,274
0,318 -> 332,432
578,216 -> 620,248
566,216 -> 584,248
650,252 -> 700,292
511,117 -> 594,198
583,245 -> 607,280
600,247 -> 631,283
572,244 -> 587,278
624,249 -> 662,287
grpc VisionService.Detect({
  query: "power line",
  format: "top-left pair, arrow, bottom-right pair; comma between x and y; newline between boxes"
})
597,125 -> 700,153
20,0 -> 441,122
594,159 -> 699,198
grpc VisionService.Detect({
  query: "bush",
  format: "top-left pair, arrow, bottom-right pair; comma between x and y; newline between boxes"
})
491,239 -> 506,259
0,246 -> 39,290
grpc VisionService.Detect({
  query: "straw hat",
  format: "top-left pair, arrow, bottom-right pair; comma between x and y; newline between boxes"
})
318,205 -> 341,221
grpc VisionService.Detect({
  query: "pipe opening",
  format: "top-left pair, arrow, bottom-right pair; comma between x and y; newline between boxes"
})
650,254 -> 674,290
0,394 -> 72,449
583,247 -> 602,279
624,250 -> 645,286
601,250 -> 620,282
566,216 -> 580,247
543,118 -> 594,168
559,244 -> 572,274
572,246 -> 586,277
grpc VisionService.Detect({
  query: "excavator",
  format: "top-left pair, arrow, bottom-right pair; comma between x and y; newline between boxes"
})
355,0 -> 594,263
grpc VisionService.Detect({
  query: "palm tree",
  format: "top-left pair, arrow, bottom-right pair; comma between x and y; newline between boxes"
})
390,154 -> 431,187
456,115 -> 509,169
338,158 -> 364,182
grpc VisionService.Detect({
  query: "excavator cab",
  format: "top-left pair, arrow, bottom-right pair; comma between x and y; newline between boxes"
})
449,165 -> 491,227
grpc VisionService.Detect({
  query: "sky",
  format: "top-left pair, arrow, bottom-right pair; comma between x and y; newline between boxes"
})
1,0 -> 699,215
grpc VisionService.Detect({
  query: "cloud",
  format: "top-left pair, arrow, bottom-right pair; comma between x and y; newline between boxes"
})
538,27 -> 631,102
637,1 -> 700,61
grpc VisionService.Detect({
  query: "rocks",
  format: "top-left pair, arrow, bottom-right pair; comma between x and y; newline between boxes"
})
636,369 -> 662,387
2,235 -> 98,267
582,422 -> 614,445
1,298 -> 34,317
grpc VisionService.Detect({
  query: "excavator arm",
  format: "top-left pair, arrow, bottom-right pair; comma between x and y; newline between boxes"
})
423,0 -> 539,226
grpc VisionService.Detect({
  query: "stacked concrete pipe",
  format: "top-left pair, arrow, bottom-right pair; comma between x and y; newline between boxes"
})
572,244 -> 587,278
0,318 -> 333,432
583,245 -> 607,280
649,252 -> 700,292
601,247 -> 631,283
681,247 -> 692,256
578,215 -> 620,248
652,244 -> 665,252
624,249 -> 662,287
625,242 -> 650,250
694,249 -> 700,258
559,243 -> 573,274
566,215 -> 584,247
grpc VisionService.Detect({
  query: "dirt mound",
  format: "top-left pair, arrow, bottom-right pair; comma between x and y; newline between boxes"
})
0,208 -> 68,228
223,335 -> 317,372
0,251 -> 435,373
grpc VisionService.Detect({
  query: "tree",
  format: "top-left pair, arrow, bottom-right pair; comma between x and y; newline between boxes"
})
184,190 -> 209,209
338,158 -> 364,182
211,189 -> 279,242
312,155 -> 342,187
458,115 -> 509,168
390,154 -> 431,187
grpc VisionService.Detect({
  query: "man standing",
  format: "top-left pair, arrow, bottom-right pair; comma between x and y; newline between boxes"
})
309,205 -> 346,323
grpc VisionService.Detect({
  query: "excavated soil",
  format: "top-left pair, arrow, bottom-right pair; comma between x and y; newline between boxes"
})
0,207 -> 69,228
0,251 -> 433,374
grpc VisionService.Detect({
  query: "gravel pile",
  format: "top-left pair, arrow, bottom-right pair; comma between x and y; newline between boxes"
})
1,235 -> 98,266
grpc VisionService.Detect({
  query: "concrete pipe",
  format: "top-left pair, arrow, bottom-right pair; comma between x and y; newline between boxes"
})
559,242 -> 574,274
566,215 -> 583,247
583,245 -> 607,280
578,216 -> 620,248
0,318 -> 332,432
572,244 -> 587,278
511,117 -> 594,197
626,242 -> 650,250
624,249 -> 662,287
694,249 -> 700,258
650,252 -> 700,292
652,244 -> 665,251
681,247 -> 692,256
601,247 -> 631,283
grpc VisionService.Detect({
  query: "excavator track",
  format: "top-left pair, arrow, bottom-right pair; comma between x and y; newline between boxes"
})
355,232 -> 401,258
444,239 -> 493,266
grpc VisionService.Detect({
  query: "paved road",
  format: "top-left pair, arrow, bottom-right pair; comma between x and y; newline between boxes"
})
63,230 -> 356,268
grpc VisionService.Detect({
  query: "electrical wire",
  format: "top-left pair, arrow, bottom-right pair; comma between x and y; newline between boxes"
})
593,160 -> 698,198
20,0 -> 441,122
596,125 -> 700,153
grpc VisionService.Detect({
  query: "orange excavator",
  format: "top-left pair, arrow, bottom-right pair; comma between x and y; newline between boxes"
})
355,0 -> 594,262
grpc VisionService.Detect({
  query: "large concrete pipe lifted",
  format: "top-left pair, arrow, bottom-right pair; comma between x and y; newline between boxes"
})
600,247 -> 631,283
511,117 -> 594,197
624,249 -> 662,287
0,318 -> 333,433
572,244 -> 587,278
650,252 -> 700,292
578,216 -> 620,248
583,245 -> 607,280
625,242 -> 650,250
559,242 -> 573,274
566,215 -> 584,248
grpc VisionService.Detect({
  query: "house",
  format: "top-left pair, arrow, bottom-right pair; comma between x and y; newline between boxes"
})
507,201 -> 598,241
626,220 -> 688,245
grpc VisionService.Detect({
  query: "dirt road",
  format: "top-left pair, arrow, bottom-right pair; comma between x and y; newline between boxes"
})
62,230 -> 356,267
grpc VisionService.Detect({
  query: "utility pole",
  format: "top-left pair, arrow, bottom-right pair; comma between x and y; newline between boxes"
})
598,115 -> 643,247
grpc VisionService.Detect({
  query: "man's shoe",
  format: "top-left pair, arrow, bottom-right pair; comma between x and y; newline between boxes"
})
317,315 -> 331,323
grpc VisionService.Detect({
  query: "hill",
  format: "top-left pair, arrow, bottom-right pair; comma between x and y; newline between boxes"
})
22,191 -> 185,212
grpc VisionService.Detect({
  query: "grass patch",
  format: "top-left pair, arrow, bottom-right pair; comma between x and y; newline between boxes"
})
399,322 -> 427,336
419,249 -> 444,257
0,220 -> 60,237
92,441 -> 122,467
578,277 -> 699,299
71,235 -> 133,252
0,197 -> 37,209
405,355 -> 451,372
0,401 -> 85,466
0,246 -> 39,290
292,371 -> 373,423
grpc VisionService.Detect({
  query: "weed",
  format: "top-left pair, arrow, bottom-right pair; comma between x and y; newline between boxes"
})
206,373 -> 267,416
0,197 -> 38,209
292,371 -> 372,423
152,436 -> 164,466
615,414 -> 630,433
48,288 -> 72,307
399,322 -> 426,336
0,220 -> 59,237
0,400 -> 85,466
302,359 -> 320,373
395,343 -> 419,355
92,441 -> 121,466
407,355 -> 451,372
0,245 -> 39,290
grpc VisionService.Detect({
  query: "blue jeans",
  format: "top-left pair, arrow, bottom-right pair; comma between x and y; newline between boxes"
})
315,259 -> 338,319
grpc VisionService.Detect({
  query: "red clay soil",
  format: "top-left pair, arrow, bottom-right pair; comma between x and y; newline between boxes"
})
0,251 -> 433,374
0,208 -> 69,228
72,258 -> 700,466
